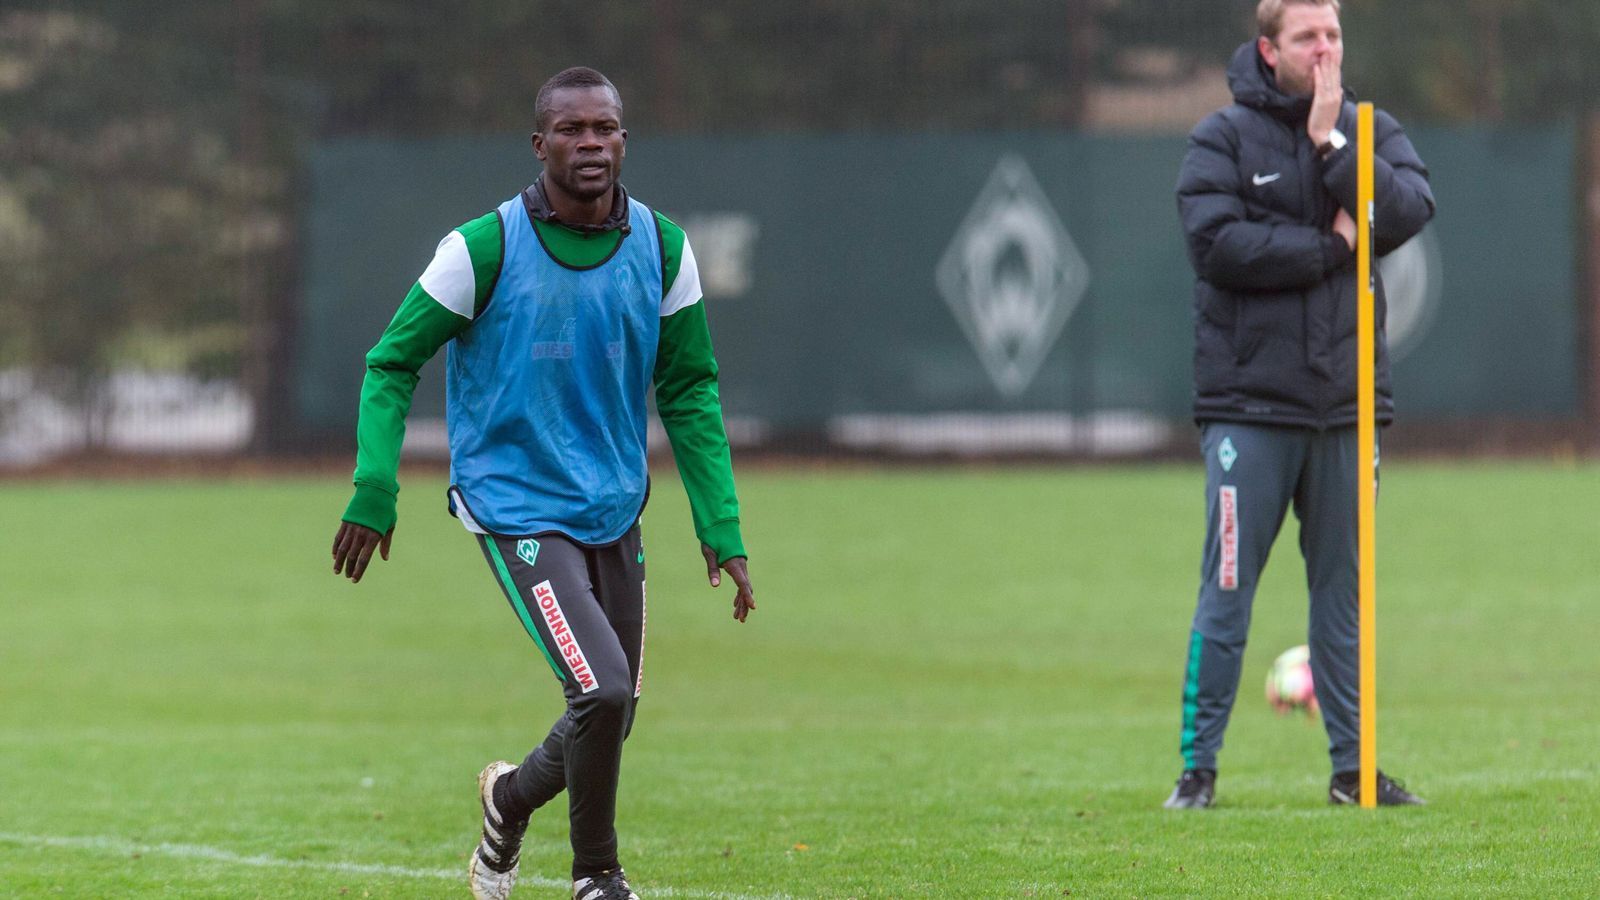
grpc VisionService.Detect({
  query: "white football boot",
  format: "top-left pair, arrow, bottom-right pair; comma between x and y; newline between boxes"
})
469,761 -> 527,900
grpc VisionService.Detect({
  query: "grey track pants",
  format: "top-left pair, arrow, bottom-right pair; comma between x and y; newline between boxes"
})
477,526 -> 646,879
1178,423 -> 1371,774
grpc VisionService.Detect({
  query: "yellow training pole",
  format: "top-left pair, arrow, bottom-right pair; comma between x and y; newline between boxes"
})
1356,101 -> 1378,809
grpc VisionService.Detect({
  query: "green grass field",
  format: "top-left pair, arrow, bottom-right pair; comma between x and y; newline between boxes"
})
3,463 -> 1598,897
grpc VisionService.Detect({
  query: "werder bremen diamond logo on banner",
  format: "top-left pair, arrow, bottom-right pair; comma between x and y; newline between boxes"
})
937,155 -> 1091,398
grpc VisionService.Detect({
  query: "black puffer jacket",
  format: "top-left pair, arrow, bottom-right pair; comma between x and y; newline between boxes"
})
1177,42 -> 1434,428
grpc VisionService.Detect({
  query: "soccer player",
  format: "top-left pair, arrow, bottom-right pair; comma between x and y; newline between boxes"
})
1164,0 -> 1433,809
329,67 -> 755,900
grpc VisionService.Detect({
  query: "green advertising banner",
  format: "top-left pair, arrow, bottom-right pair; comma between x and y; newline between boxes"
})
298,126 -> 1577,452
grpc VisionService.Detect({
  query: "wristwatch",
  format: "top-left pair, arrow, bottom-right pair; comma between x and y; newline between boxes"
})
1317,128 -> 1348,159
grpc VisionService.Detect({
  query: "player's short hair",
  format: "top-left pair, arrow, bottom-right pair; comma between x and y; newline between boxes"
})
1256,0 -> 1341,39
534,67 -> 622,132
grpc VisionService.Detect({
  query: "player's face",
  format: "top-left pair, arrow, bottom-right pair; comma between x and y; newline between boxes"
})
534,86 -> 627,202
1258,4 -> 1342,97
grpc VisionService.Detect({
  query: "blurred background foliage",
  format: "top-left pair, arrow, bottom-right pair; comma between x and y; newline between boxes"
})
1,0 -> 1596,447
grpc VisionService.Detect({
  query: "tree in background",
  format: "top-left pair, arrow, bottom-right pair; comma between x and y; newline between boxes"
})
1,0 -> 1596,454
0,5 -> 289,447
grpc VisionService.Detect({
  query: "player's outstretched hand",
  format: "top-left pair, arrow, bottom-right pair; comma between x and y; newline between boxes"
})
332,521 -> 393,583
701,544 -> 756,623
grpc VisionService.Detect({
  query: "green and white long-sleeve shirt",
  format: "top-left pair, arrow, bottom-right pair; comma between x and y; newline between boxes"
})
342,198 -> 745,563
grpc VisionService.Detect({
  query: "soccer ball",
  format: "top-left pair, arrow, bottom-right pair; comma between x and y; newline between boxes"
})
1265,644 -> 1319,717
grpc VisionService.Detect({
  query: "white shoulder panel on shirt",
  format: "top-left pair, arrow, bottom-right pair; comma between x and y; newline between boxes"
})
660,234 -> 704,318
417,230 -> 477,320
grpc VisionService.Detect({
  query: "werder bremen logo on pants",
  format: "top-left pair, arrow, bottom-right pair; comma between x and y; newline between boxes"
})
517,539 -> 540,567
937,155 -> 1091,398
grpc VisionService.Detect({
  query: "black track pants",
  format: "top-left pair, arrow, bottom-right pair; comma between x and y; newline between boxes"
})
477,526 -> 646,879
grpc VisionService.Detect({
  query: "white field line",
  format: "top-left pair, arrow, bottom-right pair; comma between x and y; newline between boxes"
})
0,833 -> 785,900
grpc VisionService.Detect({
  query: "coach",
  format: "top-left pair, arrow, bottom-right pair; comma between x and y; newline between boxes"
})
1163,0 -> 1434,809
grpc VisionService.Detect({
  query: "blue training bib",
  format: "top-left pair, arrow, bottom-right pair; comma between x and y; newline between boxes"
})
445,195 -> 663,543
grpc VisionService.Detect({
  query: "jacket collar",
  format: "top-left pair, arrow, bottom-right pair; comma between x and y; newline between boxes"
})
1226,40 -> 1312,123
522,175 -> 631,235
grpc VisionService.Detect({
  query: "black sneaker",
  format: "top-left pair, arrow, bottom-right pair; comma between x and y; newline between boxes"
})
1329,769 -> 1425,806
469,761 -> 529,900
1162,768 -> 1216,809
573,868 -> 641,900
